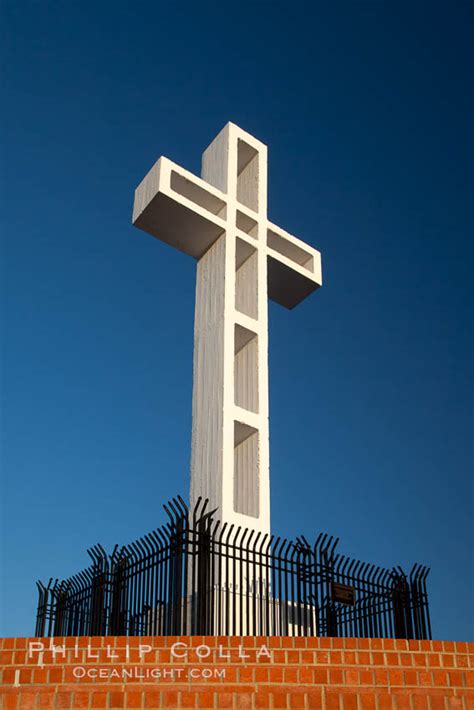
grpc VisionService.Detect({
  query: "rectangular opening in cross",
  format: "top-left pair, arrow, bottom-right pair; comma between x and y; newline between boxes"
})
170,171 -> 227,217
237,140 -> 259,213
235,238 -> 258,320
233,423 -> 259,519
267,228 -> 314,272
234,324 -> 258,414
236,209 -> 258,238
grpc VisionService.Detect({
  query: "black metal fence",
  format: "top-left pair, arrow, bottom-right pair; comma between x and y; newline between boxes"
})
35,496 -> 431,639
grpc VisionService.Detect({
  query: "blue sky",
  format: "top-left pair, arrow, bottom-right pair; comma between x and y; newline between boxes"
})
1,1 -> 472,640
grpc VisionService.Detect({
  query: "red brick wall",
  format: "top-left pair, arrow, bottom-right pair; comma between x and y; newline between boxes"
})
0,636 -> 472,709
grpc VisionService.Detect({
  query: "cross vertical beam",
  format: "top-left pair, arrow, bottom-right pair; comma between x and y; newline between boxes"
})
191,124 -> 270,533
132,122 -> 322,535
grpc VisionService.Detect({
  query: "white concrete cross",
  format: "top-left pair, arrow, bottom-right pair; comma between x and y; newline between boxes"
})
132,123 -> 322,535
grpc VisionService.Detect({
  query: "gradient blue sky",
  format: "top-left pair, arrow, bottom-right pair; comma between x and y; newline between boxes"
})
1,1 -> 472,640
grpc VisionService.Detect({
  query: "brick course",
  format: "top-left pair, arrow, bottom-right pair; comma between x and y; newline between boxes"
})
0,637 -> 472,709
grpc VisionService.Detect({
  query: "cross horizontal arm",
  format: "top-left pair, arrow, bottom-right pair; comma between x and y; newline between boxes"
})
132,157 -> 227,259
132,154 -> 322,308
265,222 -> 322,309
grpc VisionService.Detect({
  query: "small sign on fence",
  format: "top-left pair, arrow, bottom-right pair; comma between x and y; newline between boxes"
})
331,582 -> 356,606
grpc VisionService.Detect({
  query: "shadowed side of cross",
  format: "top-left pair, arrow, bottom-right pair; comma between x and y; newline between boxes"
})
132,122 -> 322,534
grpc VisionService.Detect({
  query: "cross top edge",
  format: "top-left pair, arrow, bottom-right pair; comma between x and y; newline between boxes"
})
201,122 -> 267,213
206,121 -> 268,155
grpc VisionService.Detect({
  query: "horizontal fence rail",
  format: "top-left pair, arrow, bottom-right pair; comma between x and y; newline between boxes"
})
35,496 -> 431,639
